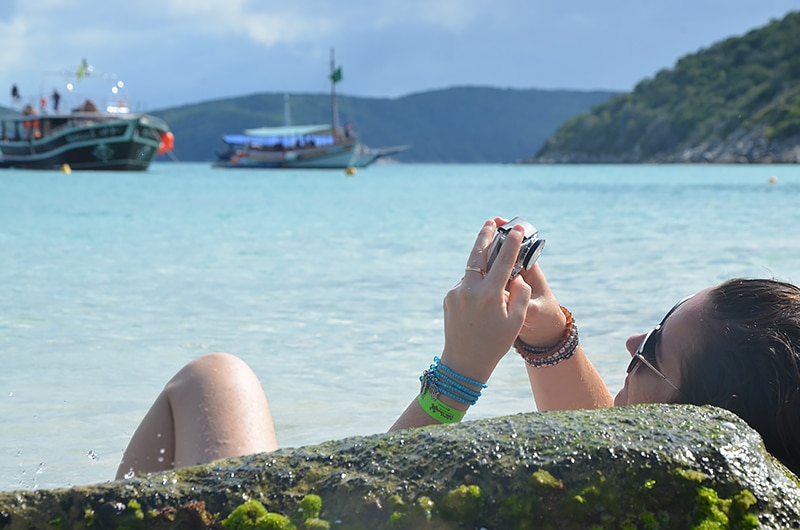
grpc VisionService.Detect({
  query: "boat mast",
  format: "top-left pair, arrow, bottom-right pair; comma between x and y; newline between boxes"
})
330,47 -> 338,139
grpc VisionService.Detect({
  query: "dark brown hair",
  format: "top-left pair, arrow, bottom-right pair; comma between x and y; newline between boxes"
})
678,278 -> 800,475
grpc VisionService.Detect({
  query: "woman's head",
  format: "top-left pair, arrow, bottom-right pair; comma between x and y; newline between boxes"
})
614,279 -> 800,474
618,278 -> 800,474
678,278 -> 800,475
616,290 -> 710,407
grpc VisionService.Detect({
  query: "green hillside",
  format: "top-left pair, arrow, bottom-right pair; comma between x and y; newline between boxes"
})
149,87 -> 617,164
530,11 -> 800,163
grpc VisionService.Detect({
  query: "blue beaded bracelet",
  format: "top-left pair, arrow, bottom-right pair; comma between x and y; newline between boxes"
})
435,357 -> 488,388
419,357 -> 488,406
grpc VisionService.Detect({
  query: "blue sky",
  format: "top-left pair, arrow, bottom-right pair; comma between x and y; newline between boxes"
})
1,1 -> 796,111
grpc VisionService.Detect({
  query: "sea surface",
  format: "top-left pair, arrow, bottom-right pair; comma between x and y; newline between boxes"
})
2,162 -> 799,491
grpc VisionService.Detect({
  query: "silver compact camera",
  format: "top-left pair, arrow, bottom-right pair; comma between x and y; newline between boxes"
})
486,217 -> 545,278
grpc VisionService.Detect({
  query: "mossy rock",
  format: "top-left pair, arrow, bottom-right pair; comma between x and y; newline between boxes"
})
1,404 -> 799,529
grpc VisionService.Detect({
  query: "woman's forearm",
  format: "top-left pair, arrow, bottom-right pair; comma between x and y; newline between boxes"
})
525,346 -> 613,411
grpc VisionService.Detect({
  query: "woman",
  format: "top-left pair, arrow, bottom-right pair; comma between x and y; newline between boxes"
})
116,219 -> 800,479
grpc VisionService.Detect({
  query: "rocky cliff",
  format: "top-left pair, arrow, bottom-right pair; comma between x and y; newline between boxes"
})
530,128 -> 800,164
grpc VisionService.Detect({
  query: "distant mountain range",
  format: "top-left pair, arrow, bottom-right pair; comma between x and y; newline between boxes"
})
0,88 -> 617,164
147,88 -> 618,164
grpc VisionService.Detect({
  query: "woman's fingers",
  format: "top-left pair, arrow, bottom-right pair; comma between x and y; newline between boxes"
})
507,275 -> 532,320
464,219 -> 496,275
519,263 -> 548,295
485,223 -> 525,290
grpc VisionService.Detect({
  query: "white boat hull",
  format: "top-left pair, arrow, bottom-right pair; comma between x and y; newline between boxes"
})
214,137 -> 361,169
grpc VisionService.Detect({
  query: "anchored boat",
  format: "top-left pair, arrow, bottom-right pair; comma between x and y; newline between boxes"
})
0,106 -> 173,171
1,62 -> 174,171
213,49 -> 408,170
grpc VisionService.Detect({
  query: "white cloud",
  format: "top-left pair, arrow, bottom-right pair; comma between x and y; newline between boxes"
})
159,0 -> 487,46
162,0 -> 334,45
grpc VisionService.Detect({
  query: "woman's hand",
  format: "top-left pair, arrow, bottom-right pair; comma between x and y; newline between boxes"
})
439,219 -> 532,383
487,216 -> 565,349
517,263 -> 567,349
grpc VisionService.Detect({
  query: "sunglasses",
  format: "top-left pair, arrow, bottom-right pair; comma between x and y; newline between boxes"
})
626,295 -> 694,394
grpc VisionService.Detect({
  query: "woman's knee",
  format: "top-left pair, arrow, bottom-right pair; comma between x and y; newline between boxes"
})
166,352 -> 258,394
190,352 -> 251,373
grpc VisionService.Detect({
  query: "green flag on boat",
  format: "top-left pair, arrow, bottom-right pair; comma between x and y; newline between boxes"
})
330,67 -> 342,83
77,58 -> 88,81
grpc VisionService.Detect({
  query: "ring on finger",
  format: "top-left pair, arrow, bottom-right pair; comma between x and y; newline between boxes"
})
465,265 -> 486,277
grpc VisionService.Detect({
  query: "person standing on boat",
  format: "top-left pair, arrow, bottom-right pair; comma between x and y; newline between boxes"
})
52,89 -> 61,113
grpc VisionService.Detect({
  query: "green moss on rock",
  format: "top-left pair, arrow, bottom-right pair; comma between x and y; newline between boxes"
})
223,500 -> 296,530
296,495 -> 322,520
1,404 -> 799,529
439,485 -> 482,523
301,518 -> 329,530
223,500 -> 270,529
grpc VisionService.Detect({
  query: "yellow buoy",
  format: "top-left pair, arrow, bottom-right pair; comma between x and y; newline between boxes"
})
61,163 -> 72,174
345,166 -> 356,176
769,176 -> 778,184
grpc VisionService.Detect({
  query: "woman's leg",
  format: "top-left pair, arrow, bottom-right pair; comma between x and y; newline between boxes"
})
115,352 -> 278,479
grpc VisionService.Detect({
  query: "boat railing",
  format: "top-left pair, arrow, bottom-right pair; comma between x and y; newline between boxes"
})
1,112 -> 145,142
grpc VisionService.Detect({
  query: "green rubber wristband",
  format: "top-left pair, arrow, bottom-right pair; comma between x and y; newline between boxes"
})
417,390 -> 467,423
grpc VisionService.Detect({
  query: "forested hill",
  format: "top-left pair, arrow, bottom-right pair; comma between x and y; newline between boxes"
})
148,87 -> 616,163
529,11 -> 800,164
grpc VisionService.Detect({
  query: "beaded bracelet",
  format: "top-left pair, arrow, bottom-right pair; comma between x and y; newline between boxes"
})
419,356 -> 488,406
514,306 -> 580,367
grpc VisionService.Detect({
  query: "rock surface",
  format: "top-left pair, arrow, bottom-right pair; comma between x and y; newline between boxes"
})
2,404 -> 800,529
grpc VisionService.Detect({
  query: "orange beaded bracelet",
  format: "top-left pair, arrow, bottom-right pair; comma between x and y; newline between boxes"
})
514,306 -> 579,367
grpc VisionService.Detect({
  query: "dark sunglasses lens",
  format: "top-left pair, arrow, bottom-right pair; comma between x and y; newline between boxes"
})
642,336 -> 658,363
628,329 -> 655,373
626,354 -> 640,373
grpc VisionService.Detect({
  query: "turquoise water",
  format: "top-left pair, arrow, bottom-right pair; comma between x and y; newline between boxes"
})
2,162 -> 800,491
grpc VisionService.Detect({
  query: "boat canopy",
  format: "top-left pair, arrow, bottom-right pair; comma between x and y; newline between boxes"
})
223,123 -> 337,148
243,124 -> 332,137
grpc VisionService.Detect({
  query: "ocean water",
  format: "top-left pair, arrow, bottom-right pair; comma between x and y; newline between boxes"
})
2,162 -> 799,491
